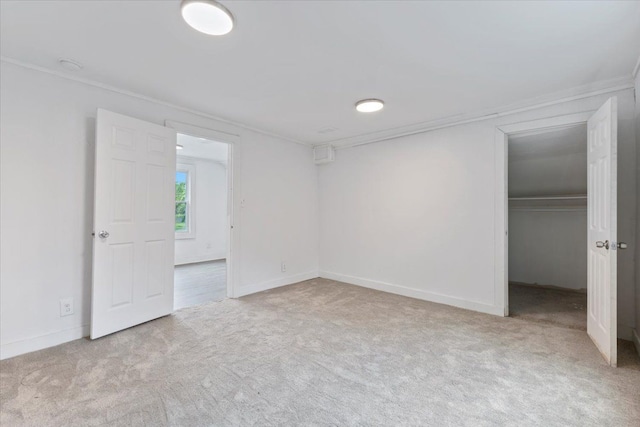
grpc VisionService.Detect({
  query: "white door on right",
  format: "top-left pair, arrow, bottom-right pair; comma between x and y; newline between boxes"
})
587,97 -> 617,367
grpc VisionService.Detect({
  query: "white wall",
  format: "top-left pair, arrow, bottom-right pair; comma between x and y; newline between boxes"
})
509,211 -> 587,290
174,156 -> 228,265
318,88 -> 637,339
0,62 -> 319,359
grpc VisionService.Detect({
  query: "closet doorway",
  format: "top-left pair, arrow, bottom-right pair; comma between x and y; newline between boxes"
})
497,99 -> 620,366
507,124 -> 588,331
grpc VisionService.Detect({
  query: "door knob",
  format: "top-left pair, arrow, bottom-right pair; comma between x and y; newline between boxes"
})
595,240 -> 609,249
98,230 -> 110,239
617,242 -> 627,250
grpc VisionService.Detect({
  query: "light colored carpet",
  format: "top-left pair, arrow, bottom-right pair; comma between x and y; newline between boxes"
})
1,278 -> 639,426
174,260 -> 227,310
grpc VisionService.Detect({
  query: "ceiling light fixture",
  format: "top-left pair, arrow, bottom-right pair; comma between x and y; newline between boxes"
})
58,58 -> 83,72
181,0 -> 234,36
355,99 -> 384,113
176,144 -> 184,150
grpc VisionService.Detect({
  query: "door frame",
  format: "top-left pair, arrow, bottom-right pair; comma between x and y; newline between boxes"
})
493,111 -> 594,316
166,120 -> 241,299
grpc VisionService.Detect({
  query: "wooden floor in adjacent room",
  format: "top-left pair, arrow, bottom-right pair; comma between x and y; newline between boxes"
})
174,260 -> 227,310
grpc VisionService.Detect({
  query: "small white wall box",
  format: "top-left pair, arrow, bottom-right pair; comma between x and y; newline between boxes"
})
314,144 -> 335,164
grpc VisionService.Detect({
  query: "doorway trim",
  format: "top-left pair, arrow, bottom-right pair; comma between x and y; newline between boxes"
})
166,120 -> 241,300
493,111 -> 594,316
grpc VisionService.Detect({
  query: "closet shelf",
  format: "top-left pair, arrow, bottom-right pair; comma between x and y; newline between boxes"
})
508,195 -> 587,201
508,194 -> 587,212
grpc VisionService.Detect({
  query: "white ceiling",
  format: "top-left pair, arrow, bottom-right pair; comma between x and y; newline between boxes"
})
177,133 -> 228,163
2,1 -> 639,146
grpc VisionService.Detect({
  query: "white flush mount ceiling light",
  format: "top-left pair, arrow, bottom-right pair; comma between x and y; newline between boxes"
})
355,99 -> 384,113
181,0 -> 234,36
176,144 -> 184,150
58,58 -> 83,72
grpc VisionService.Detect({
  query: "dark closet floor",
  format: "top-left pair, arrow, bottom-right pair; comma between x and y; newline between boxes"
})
509,283 -> 586,331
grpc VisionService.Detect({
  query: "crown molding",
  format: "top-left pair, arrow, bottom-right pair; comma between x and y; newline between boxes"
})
0,56 -> 311,148
3,56 -> 633,152
323,75 -> 634,150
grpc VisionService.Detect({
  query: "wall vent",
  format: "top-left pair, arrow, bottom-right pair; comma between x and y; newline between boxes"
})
313,145 -> 335,165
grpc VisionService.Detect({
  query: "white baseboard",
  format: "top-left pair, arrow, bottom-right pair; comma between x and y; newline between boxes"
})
0,324 -> 89,361
175,255 -> 226,266
0,270 -> 317,361
632,329 -> 640,358
233,271 -> 319,298
320,271 -> 504,316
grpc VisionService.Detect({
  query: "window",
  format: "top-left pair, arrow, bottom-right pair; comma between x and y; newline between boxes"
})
175,164 -> 195,238
175,171 -> 189,231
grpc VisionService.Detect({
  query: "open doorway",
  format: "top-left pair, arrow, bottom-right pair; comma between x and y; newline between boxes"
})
497,100 -> 620,366
173,133 -> 230,310
507,124 -> 588,330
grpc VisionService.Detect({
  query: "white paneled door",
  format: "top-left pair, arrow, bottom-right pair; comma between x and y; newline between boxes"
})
586,97 -> 618,366
91,109 -> 176,339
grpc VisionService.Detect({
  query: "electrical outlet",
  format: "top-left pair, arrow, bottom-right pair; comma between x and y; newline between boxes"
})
60,298 -> 74,317
281,261 -> 287,272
